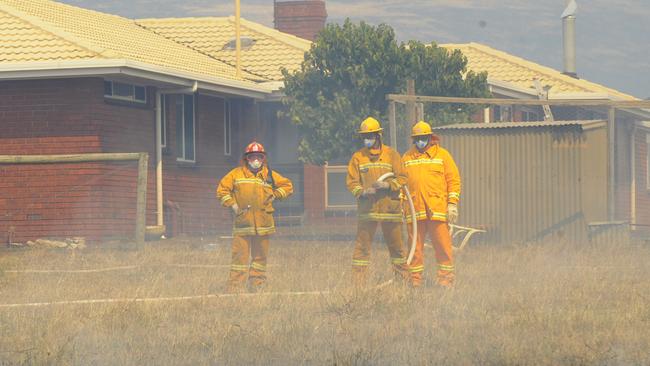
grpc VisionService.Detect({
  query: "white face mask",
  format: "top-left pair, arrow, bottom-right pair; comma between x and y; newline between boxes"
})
363,138 -> 376,149
415,139 -> 429,150
248,159 -> 263,170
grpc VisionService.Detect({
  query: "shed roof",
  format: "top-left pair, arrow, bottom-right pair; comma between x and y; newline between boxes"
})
433,120 -> 607,131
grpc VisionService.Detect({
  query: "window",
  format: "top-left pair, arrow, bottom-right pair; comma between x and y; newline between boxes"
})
522,110 -> 541,122
325,165 -> 356,209
176,95 -> 195,162
103,80 -> 146,103
224,100 -> 232,156
160,95 -> 167,148
493,105 -> 512,122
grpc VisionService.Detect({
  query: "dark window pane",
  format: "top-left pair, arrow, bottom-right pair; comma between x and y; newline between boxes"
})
326,171 -> 355,207
176,96 -> 184,159
184,95 -> 195,161
134,86 -> 146,102
224,101 -> 231,155
104,81 -> 112,96
113,82 -> 133,98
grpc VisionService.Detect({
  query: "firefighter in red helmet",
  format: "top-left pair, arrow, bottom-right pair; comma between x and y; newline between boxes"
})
217,141 -> 293,293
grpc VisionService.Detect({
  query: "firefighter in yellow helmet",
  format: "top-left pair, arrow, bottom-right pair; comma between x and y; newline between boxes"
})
402,121 -> 461,288
217,141 -> 294,293
346,117 -> 410,287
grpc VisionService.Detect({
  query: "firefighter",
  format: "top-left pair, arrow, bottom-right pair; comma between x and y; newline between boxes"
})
402,121 -> 461,288
346,117 -> 410,287
217,141 -> 293,293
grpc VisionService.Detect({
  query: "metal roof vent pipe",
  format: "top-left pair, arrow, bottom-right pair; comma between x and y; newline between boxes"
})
562,0 -> 578,78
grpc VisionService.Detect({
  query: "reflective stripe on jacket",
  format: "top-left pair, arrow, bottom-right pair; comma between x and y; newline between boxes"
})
402,144 -> 461,222
217,164 -> 293,236
346,145 -> 406,222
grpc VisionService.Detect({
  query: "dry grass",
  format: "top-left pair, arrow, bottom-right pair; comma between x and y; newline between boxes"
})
1,233 -> 649,365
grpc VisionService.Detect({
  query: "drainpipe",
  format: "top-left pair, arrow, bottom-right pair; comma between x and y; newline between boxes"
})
155,81 -> 199,228
155,90 -> 163,227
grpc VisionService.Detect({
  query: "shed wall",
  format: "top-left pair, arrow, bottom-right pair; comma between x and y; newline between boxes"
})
437,124 -> 607,243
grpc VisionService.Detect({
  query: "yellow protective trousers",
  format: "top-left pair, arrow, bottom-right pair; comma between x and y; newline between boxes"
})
407,220 -> 454,287
227,235 -> 270,292
352,221 -> 409,286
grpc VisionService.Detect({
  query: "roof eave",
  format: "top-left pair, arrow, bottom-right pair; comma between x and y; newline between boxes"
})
488,78 -> 538,98
549,93 -> 650,119
0,59 -> 273,99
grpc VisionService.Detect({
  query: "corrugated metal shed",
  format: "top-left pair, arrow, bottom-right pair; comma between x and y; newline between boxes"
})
434,120 -> 608,243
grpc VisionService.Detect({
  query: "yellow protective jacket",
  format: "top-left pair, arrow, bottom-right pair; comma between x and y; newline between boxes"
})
346,145 -> 406,222
217,163 -> 293,236
402,144 -> 461,222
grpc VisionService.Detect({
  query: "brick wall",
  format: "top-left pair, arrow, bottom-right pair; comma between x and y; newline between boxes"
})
0,78 -> 251,242
0,79 -> 108,242
274,0 -> 327,41
303,164 -> 325,220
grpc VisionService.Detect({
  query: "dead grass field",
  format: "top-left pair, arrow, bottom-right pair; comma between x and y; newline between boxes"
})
1,231 -> 649,365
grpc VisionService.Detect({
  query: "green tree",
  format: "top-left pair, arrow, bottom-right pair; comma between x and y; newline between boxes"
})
282,19 -> 490,165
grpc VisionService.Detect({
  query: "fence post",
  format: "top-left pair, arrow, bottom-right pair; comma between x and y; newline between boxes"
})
135,153 -> 149,248
405,80 -> 416,148
388,100 -> 397,150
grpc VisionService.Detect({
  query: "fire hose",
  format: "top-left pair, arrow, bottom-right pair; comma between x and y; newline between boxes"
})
377,173 -> 417,265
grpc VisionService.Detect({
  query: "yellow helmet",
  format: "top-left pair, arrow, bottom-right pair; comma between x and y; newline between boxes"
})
358,117 -> 383,134
411,121 -> 433,137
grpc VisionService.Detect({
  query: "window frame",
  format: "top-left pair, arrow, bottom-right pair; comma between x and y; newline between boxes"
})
324,164 -> 357,210
176,94 -> 196,163
224,100 -> 232,156
103,80 -> 147,104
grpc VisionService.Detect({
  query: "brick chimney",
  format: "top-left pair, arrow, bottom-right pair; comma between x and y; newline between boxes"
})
273,0 -> 327,41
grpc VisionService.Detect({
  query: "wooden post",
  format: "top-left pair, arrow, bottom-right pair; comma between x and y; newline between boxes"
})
416,102 -> 424,122
135,153 -> 149,248
388,100 -> 397,149
384,95 -> 650,108
607,107 -> 616,221
0,153 -> 142,164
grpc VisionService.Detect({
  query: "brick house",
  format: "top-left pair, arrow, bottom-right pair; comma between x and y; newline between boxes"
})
0,0 -> 314,242
2,0 -> 648,242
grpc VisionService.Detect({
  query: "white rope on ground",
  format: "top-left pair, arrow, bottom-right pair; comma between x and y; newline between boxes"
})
3,265 -> 139,274
2,264 -> 277,273
0,290 -> 332,309
4,263 -> 356,274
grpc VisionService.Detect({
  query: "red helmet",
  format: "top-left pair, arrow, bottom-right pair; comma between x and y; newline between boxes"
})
244,141 -> 266,155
